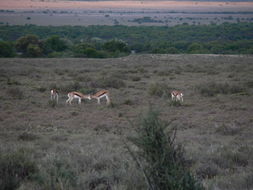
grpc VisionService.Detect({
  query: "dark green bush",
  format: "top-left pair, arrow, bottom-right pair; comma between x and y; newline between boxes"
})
0,41 -> 15,57
127,109 -> 204,190
0,149 -> 37,190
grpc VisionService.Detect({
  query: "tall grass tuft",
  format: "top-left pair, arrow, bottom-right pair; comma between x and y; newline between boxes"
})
127,108 -> 204,190
0,149 -> 37,190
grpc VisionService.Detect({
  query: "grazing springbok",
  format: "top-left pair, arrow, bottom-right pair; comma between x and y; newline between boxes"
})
66,91 -> 91,105
50,89 -> 59,104
92,90 -> 111,105
171,90 -> 183,103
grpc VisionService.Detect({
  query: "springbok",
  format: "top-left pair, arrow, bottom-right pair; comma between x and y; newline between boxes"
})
171,90 -> 183,103
66,91 -> 91,105
92,90 -> 111,105
50,89 -> 59,104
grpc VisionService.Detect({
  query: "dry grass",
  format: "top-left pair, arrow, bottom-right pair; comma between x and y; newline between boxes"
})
0,54 -> 253,190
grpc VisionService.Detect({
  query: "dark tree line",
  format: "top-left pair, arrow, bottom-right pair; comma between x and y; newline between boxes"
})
0,23 -> 253,57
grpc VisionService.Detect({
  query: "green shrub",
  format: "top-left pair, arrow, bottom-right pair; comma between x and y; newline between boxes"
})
127,109 -> 204,190
0,149 -> 37,190
0,41 -> 15,57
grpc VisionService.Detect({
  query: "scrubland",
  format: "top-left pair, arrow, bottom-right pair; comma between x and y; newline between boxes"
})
0,54 -> 253,190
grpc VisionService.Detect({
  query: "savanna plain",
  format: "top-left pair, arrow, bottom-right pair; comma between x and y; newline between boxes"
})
0,54 -> 253,189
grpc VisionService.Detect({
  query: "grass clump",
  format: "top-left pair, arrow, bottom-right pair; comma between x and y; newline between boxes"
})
196,82 -> 246,97
18,132 -> 39,141
35,158 -> 78,190
131,76 -> 141,81
148,83 -> 171,97
60,81 -> 81,92
215,123 -> 241,136
169,100 -> 182,107
48,100 -> 57,108
127,108 -> 204,190
7,87 -> 24,99
123,99 -> 134,105
0,149 -> 37,190
211,147 -> 249,169
91,76 -> 125,89
36,86 -> 47,93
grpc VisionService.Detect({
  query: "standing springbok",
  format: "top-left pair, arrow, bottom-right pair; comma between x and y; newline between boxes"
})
66,91 -> 91,105
92,90 -> 111,105
50,89 -> 59,104
171,90 -> 183,103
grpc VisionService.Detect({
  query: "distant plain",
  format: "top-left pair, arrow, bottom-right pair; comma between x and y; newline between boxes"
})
1,0 -> 253,26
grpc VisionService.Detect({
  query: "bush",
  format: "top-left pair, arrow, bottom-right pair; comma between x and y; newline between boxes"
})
7,87 -> 24,99
211,147 -> 249,170
103,39 -> 130,53
196,82 -> 246,97
0,149 -> 37,190
0,41 -> 15,57
18,132 -> 39,141
48,100 -> 57,108
60,81 -> 81,92
127,108 -> 204,190
91,76 -> 125,89
148,83 -> 171,97
169,100 -> 182,107
35,158 -> 78,190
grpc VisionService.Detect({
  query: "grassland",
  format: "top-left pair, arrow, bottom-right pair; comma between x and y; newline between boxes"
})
0,54 -> 253,189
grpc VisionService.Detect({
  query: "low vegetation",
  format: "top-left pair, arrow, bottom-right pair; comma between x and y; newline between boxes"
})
127,109 -> 204,190
0,55 -> 252,190
0,23 -> 253,58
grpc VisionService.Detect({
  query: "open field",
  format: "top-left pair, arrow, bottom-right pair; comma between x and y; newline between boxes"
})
1,0 -> 253,26
0,54 -> 253,189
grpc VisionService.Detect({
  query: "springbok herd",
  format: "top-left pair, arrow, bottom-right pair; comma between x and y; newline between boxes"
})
50,89 -> 183,106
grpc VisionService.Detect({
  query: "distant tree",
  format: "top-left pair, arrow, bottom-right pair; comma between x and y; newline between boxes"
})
26,44 -> 43,57
167,47 -> 180,54
15,34 -> 44,57
0,41 -> 15,57
45,35 -> 67,52
187,43 -> 206,54
72,43 -> 106,58
103,39 -> 130,53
